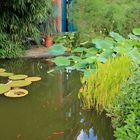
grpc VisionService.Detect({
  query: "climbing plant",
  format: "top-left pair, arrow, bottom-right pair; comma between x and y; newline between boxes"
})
0,0 -> 51,58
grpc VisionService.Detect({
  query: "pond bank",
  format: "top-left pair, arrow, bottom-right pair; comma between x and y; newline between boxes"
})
25,47 -> 70,59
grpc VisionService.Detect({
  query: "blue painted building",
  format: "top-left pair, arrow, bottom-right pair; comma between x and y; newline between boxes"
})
61,0 -> 76,32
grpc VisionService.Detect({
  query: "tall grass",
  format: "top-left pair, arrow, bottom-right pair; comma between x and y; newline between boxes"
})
79,56 -> 132,112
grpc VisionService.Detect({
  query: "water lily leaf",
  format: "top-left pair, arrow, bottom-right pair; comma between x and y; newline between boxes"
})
4,88 -> 28,97
72,61 -> 87,70
0,84 -> 11,94
0,72 -> 14,77
25,77 -> 41,82
53,56 -> 70,66
85,48 -> 98,57
129,47 -> 140,64
109,32 -> 125,43
84,56 -> 97,64
8,80 -> 32,88
68,56 -> 82,62
98,54 -> 108,63
132,28 -> 140,36
48,44 -> 66,55
128,33 -> 138,40
9,75 -> 28,80
72,47 -> 87,53
92,39 -> 114,50
0,68 -> 6,73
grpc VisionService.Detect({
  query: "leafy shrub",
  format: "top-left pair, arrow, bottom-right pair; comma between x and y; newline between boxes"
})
0,0 -> 51,58
71,0 -> 140,35
107,71 -> 140,140
0,33 -> 23,58
53,32 -> 80,50
79,56 -> 132,111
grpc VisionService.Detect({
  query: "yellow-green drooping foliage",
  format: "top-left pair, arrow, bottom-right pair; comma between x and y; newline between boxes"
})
79,56 -> 132,112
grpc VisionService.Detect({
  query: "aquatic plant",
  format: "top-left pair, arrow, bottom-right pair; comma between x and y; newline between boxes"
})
107,71 -> 140,140
4,88 -> 28,98
79,56 -> 133,112
9,75 -> 28,80
0,84 -> 10,94
0,68 -> 6,73
25,77 -> 41,82
8,80 -> 32,88
0,68 -> 41,97
0,72 -> 14,77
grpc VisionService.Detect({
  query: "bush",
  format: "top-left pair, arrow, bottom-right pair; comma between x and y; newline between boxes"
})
0,33 -> 23,58
0,0 -> 51,58
107,71 -> 140,140
71,0 -> 140,35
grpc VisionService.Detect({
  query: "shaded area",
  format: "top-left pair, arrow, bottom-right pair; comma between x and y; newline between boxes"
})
0,59 -> 114,140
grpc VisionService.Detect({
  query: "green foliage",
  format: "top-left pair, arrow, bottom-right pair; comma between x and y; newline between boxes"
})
107,71 -> 140,140
79,56 -> 132,112
53,32 -> 80,50
71,0 -> 140,35
48,44 -> 66,55
53,56 -> 70,66
0,33 -> 23,58
0,0 -> 51,58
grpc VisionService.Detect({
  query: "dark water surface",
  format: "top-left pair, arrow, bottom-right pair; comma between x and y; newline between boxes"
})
0,59 -> 114,140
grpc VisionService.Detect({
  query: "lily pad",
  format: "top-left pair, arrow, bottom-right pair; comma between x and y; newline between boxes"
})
4,88 -> 28,97
8,80 -> 32,88
25,77 -> 41,82
132,28 -> 140,36
0,68 -> 6,73
0,72 -> 14,77
0,84 -> 11,94
53,56 -> 70,66
92,39 -> 114,50
72,47 -> 87,53
9,75 -> 28,80
48,44 -> 66,55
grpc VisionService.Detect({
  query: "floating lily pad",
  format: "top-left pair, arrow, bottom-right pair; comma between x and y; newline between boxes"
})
0,84 -> 11,94
53,56 -> 70,66
4,88 -> 28,97
25,77 -> 41,82
0,68 -> 6,73
9,75 -> 28,80
0,72 -> 14,77
8,80 -> 32,88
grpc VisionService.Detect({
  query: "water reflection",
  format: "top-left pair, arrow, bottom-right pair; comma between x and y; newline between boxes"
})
0,59 -> 114,140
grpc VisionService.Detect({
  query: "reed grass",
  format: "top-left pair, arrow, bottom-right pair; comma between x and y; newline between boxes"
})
79,56 -> 133,112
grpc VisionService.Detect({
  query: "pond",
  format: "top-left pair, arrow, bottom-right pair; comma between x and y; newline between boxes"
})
0,59 -> 114,140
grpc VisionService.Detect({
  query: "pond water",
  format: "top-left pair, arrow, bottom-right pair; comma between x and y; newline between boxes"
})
0,59 -> 114,140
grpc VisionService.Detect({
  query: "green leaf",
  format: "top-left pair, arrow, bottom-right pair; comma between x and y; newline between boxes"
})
84,56 -> 97,64
72,61 -> 87,70
68,55 -> 82,62
0,84 -> 10,94
132,28 -> 140,36
110,32 -> 125,43
129,47 -> 140,64
85,48 -> 98,57
53,56 -> 70,66
72,47 -> 87,53
92,39 -> 114,50
48,44 -> 66,55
